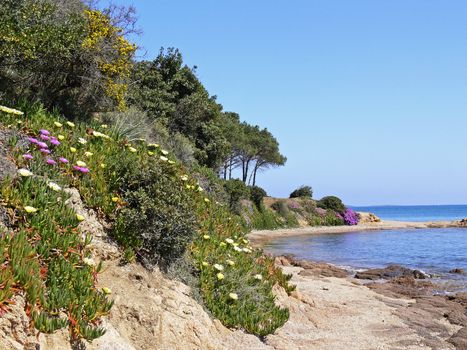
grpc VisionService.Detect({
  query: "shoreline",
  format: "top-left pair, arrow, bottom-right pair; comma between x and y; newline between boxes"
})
248,219 -> 465,246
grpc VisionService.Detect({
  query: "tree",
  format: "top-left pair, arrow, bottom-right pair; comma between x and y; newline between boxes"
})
289,186 -> 313,198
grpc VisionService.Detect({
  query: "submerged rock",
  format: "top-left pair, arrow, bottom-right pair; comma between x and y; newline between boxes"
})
355,264 -> 428,280
449,268 -> 465,274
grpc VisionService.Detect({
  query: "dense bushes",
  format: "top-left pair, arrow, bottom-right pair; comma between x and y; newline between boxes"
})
223,179 -> 250,214
289,185 -> 312,198
249,185 -> 267,209
317,195 -> 346,212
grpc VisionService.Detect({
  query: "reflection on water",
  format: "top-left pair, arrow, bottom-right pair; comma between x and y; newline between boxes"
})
265,228 -> 467,291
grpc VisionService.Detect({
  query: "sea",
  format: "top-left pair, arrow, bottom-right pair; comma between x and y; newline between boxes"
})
265,205 -> 467,292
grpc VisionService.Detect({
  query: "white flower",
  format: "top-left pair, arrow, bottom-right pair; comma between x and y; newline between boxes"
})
18,168 -> 33,177
228,293 -> 238,300
78,137 -> 87,144
254,274 -> 263,280
201,261 -> 209,267
213,264 -> 224,271
66,121 -> 76,128
47,182 -> 62,192
180,175 -> 188,181
83,257 -> 96,266
197,186 -> 204,192
160,156 -> 168,162
242,248 -> 252,253
76,161 -> 87,167
226,259 -> 235,266
84,151 -> 93,157
128,147 -> 137,153
225,238 -> 234,244
24,206 -> 38,213
161,149 -> 169,155
54,121 -> 63,127
233,246 -> 242,252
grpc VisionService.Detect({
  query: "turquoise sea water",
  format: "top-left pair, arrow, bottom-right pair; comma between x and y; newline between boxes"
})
351,204 -> 467,222
265,205 -> 467,292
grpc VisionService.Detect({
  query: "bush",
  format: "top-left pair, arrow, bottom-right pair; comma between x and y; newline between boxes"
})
289,185 -> 312,198
249,185 -> 267,209
223,179 -> 250,214
343,208 -> 359,225
113,157 -> 198,268
317,195 -> 345,212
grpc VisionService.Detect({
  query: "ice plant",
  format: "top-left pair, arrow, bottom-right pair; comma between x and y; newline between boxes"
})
161,149 -> 169,155
203,235 -> 210,240
76,214 -> 85,221
59,157 -> 69,164
58,135 -> 65,140
84,151 -> 93,157
225,238 -> 234,244
83,257 -> 96,266
229,293 -> 238,300
40,134 -> 50,141
66,121 -> 75,128
78,137 -> 87,144
100,163 -> 106,168
254,274 -> 263,281
47,182 -> 62,191
0,105 -> 24,115
160,156 -> 168,162
111,196 -> 119,202
54,121 -> 63,127
70,147 -> 77,153
50,138 -> 60,146
213,264 -> 224,271
37,141 -> 48,149
202,261 -> 209,267
23,154 -> 33,160
18,168 -> 33,177
28,137 -> 38,144
180,175 -> 188,181
24,206 -> 38,213
226,259 -> 235,266
76,161 -> 87,167
128,147 -> 137,153
46,158 -> 56,165
40,149 -> 51,154
168,160 -> 175,164
39,129 -> 50,135
217,273 -> 224,280
102,287 -> 112,294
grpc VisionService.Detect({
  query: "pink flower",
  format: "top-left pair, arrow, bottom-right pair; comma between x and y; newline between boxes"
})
46,158 -> 56,165
73,166 -> 90,173
37,142 -> 48,149
50,138 -> 60,146
27,137 -> 38,144
23,154 -> 33,160
40,148 -> 51,154
39,129 -> 50,135
59,157 -> 69,163
40,134 -> 50,141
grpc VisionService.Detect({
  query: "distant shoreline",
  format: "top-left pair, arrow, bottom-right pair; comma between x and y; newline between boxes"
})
248,218 -> 466,246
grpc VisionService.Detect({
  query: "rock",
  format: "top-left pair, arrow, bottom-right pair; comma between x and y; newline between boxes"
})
449,326 -> 467,350
449,268 -> 465,274
355,265 -> 428,280
275,255 -> 292,266
357,212 -> 381,223
286,257 -> 349,278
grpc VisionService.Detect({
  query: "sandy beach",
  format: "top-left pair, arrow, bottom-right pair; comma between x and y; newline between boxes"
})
248,219 -> 465,246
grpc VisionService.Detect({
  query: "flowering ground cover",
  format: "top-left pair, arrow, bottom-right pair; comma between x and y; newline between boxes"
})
0,104 -> 293,341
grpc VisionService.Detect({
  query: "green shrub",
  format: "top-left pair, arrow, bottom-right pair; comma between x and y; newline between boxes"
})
289,185 -> 312,198
223,179 -> 250,214
317,195 -> 345,212
250,206 -> 282,230
249,185 -> 267,209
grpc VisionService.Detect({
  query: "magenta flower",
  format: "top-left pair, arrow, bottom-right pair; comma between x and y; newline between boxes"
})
23,154 -> 33,160
39,129 -> 50,135
28,137 -> 38,144
50,138 -> 60,146
46,158 -> 56,165
40,134 -> 50,141
59,157 -> 69,164
73,165 -> 90,173
37,141 -> 48,149
40,148 -> 51,154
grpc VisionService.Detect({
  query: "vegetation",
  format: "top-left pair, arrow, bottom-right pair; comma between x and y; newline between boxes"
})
289,185 -> 313,198
317,196 -> 346,212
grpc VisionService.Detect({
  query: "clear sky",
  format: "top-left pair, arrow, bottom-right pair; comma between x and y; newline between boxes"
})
102,0 -> 467,205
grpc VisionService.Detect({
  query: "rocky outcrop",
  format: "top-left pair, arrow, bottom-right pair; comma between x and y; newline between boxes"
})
355,265 -> 428,280
357,212 -> 381,223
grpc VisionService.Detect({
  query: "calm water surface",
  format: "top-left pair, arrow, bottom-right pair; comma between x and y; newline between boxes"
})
266,228 -> 467,292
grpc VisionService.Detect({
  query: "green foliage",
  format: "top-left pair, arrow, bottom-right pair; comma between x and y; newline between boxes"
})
289,185 -> 313,198
249,206 -> 283,230
223,179 -> 250,214
249,185 -> 267,209
317,196 -> 345,212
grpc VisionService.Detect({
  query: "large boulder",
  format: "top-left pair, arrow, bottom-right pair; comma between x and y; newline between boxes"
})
355,265 -> 428,280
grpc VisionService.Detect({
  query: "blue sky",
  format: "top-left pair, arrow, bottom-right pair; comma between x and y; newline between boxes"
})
103,0 -> 467,205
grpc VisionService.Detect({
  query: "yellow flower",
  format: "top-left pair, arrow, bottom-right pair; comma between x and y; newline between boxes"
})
0,105 -> 24,115
242,248 -> 252,253
198,186 -> 204,192
102,287 -> 112,294
148,151 -> 154,156
54,121 -> 63,127
203,235 -> 210,240
18,168 -> 33,177
66,121 -> 75,128
76,161 -> 87,167
168,160 -> 175,164
148,143 -> 159,148
111,196 -> 119,202
84,151 -> 93,157
101,124 -> 108,129
226,259 -> 235,266
83,257 -> 96,266
47,182 -> 62,191
201,261 -> 209,267
160,156 -> 168,162
180,175 -> 188,181
58,134 -> 65,140
185,184 -> 191,190
229,293 -> 238,300
219,242 -> 227,247
24,206 -> 38,213
217,273 -> 224,280
204,198 -> 210,203
128,147 -> 137,153
100,163 -> 106,168
213,264 -> 224,271
242,238 -> 249,244
70,147 -> 77,153
76,214 -> 85,221
254,274 -> 263,281
161,149 -> 169,155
